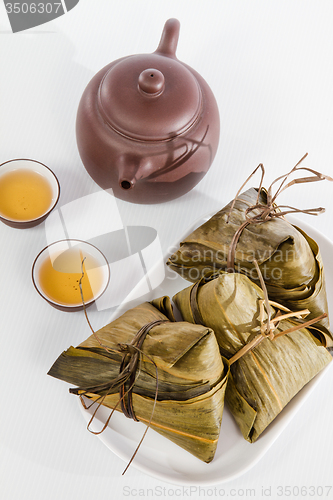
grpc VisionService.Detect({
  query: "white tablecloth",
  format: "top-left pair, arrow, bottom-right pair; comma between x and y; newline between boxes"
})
1,1 -> 333,499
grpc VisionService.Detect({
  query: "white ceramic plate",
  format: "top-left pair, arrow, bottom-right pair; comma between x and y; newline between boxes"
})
78,215 -> 333,485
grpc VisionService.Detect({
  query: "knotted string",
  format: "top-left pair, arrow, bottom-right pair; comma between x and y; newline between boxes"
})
189,262 -> 327,366
228,260 -> 327,364
118,319 -> 168,421
75,258 -> 168,474
226,153 -> 333,271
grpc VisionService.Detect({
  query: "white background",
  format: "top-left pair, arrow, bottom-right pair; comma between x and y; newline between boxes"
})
1,1 -> 333,499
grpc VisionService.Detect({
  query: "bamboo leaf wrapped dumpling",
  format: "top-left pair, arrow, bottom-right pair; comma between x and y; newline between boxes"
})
173,272 -> 332,442
167,186 -> 330,331
48,297 -> 229,463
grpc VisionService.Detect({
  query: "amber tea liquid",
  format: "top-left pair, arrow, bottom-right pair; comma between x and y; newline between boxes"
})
38,247 -> 105,306
0,168 -> 53,221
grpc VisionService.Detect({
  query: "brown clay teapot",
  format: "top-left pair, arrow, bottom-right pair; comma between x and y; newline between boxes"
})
76,19 -> 220,204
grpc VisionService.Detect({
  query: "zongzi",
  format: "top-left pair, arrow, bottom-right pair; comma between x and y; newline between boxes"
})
48,296 -> 229,463
173,272 -> 332,442
167,186 -> 330,331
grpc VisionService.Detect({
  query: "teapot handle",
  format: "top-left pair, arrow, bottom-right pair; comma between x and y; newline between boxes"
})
155,18 -> 180,58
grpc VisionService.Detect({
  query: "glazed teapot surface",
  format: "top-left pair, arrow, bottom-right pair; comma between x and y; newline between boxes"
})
76,19 -> 220,204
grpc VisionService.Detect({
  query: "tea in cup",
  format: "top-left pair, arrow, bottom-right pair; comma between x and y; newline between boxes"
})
0,158 -> 60,228
32,240 -> 110,310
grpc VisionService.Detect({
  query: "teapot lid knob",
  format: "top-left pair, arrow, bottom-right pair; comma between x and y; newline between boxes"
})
138,69 -> 165,95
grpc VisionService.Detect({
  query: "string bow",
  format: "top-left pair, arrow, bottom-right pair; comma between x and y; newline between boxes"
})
73,260 -> 168,474
189,262 -> 327,366
226,153 -> 333,271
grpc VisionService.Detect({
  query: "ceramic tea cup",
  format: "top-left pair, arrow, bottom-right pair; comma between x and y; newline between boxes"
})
32,239 -> 110,311
0,158 -> 60,228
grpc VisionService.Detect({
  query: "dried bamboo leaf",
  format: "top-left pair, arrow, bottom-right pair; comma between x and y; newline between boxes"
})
48,297 -> 229,463
167,187 -> 330,330
173,272 -> 332,442
83,375 -> 227,463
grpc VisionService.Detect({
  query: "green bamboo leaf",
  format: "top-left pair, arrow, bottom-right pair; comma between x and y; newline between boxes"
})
48,297 -> 229,463
173,272 -> 332,442
167,187 -> 330,330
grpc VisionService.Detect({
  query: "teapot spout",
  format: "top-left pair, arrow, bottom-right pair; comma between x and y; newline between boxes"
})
155,18 -> 180,58
118,155 -> 154,190
119,178 -> 136,190
117,155 -> 141,190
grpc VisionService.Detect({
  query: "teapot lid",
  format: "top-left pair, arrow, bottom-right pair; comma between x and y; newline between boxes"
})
97,19 -> 202,142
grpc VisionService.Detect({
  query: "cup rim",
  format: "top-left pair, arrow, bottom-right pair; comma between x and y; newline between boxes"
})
31,239 -> 111,311
0,158 -> 60,227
